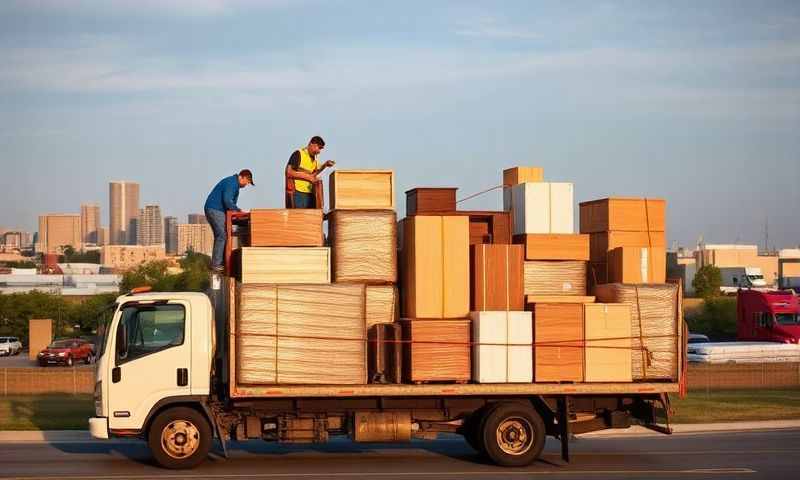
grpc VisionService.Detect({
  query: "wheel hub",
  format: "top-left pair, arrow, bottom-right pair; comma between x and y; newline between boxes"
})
496,417 -> 534,456
161,420 -> 200,459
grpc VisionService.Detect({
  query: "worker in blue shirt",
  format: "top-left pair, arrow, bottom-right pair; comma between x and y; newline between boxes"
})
204,169 -> 254,272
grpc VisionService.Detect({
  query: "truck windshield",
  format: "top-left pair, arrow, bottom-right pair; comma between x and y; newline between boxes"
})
748,275 -> 764,280
775,313 -> 800,326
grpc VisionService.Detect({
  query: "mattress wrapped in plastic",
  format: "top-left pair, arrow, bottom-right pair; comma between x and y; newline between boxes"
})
594,283 -> 679,380
523,261 -> 587,296
236,283 -> 366,385
329,210 -> 397,284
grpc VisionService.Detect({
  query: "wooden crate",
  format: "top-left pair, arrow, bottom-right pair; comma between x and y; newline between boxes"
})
368,323 -> 402,384
606,246 -> 666,284
533,303 -> 584,382
401,319 -> 471,383
579,197 -> 666,233
400,216 -> 470,319
470,244 -> 524,311
249,209 -> 323,247
505,182 -> 574,235
328,210 -> 397,284
584,303 -> 632,382
329,170 -> 395,210
513,234 -> 589,261
503,166 -> 543,186
237,247 -> 330,284
405,188 -> 457,216
589,231 -> 666,263
453,211 -> 512,245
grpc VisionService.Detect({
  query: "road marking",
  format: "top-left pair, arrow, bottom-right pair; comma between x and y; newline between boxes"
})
3,467 -> 757,479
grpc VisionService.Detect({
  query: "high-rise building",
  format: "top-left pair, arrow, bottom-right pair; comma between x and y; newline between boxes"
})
177,223 -> 213,256
109,181 -> 140,245
80,203 -> 101,246
37,214 -> 81,253
188,213 -> 208,225
164,216 -> 178,255
136,205 -> 164,246
2,232 -> 22,249
97,226 -> 109,246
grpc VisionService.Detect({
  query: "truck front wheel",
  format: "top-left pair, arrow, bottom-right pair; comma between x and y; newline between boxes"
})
148,407 -> 211,469
480,402 -> 546,467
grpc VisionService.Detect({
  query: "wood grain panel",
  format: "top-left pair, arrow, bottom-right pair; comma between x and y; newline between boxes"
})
330,170 -> 395,210
513,233 -> 590,261
584,303 -> 632,382
405,188 -> 457,216
533,303 -> 584,382
579,197 -> 666,233
470,244 -> 524,311
238,247 -> 330,284
401,319 -> 471,383
329,210 -> 397,284
249,209 -> 323,247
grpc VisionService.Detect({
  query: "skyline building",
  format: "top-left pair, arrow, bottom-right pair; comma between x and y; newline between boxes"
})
37,213 -> 81,253
109,181 -> 140,245
80,203 -> 101,246
137,204 -> 164,246
164,216 -> 178,255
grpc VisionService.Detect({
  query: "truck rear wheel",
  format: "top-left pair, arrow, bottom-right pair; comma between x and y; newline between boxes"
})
148,407 -> 211,469
480,402 -> 545,467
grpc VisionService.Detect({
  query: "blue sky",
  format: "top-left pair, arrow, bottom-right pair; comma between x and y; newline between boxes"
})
0,0 -> 798,249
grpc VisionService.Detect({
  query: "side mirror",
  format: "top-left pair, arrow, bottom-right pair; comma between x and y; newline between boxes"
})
116,322 -> 129,360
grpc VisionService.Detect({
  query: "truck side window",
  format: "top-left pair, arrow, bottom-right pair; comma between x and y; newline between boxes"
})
116,304 -> 185,365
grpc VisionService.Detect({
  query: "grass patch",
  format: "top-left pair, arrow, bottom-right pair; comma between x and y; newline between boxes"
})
672,389 -> 800,423
0,394 -> 93,430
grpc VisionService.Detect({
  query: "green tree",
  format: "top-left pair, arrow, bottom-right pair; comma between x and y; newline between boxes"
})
61,249 -> 101,264
119,253 -> 210,293
693,265 -> 722,299
686,297 -> 738,340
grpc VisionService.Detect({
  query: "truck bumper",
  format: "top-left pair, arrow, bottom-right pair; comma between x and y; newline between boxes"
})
89,417 -> 109,439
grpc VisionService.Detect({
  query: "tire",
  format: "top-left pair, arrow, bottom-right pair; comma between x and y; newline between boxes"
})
84,354 -> 93,365
479,402 -> 546,467
66,356 -> 73,367
148,407 -> 212,469
463,404 -> 496,454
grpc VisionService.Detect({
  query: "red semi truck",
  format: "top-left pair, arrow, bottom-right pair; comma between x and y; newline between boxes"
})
737,290 -> 800,343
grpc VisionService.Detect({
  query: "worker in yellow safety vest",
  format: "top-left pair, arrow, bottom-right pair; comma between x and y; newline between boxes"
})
285,136 -> 335,208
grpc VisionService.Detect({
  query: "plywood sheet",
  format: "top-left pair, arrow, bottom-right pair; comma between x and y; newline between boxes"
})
589,231 -> 666,263
580,197 -> 666,233
503,166 -> 543,186
330,170 -> 395,210
249,209 -> 323,247
584,303 -> 632,382
329,210 -> 397,284
523,260 -> 587,296
401,216 -> 469,319
471,244 -> 524,311
405,188 -> 457,216
507,182 -> 574,235
594,283 -> 679,381
607,247 -> 666,284
366,285 -> 398,327
401,319 -> 471,383
238,247 -> 330,284
533,304 -> 584,382
513,234 -> 589,261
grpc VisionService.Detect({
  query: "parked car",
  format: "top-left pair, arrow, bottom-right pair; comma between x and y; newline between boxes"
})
37,338 -> 94,367
0,337 -> 22,356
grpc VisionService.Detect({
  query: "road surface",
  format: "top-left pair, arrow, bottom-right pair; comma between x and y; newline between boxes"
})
0,428 -> 797,479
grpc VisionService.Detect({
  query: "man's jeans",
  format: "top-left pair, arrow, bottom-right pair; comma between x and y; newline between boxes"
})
293,191 -> 314,209
205,208 -> 227,269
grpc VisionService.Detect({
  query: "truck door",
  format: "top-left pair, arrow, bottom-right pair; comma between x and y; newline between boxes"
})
108,301 -> 191,430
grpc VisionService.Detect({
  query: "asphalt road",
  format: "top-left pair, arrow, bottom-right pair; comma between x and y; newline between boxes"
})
0,429 -> 797,480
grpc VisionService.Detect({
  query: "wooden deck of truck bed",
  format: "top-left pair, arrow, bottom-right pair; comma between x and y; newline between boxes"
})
230,382 -> 678,398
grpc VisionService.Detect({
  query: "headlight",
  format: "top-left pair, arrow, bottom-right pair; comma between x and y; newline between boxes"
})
94,381 -> 103,417
58,352 -> 66,357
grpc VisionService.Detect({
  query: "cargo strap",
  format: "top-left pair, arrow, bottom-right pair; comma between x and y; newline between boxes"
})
633,285 -> 653,379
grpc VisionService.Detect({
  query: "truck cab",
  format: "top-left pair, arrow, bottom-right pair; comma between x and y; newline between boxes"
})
720,267 -> 768,294
737,290 -> 800,343
89,291 -> 214,446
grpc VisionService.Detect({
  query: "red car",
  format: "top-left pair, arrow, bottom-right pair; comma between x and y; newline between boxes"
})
37,338 -> 94,367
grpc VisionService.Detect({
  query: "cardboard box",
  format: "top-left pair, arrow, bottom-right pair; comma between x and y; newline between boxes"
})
470,311 -> 533,383
594,283 -> 680,380
607,246 -> 666,284
368,323 -> 402,384
513,234 -> 589,261
580,197 -> 666,234
505,182 -> 574,235
330,170 -> 395,210
400,216 -> 470,319
28,319 -> 53,361
584,303 -> 632,382
237,247 -> 330,284
328,210 -> 397,284
401,319 -> 471,383
589,231 -> 666,263
471,244 -> 524,311
236,283 -> 367,385
533,303 -> 584,382
523,260 -> 587,296
503,166 -> 543,186
366,285 -> 398,327
249,209 -> 323,247
405,188 -> 457,216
